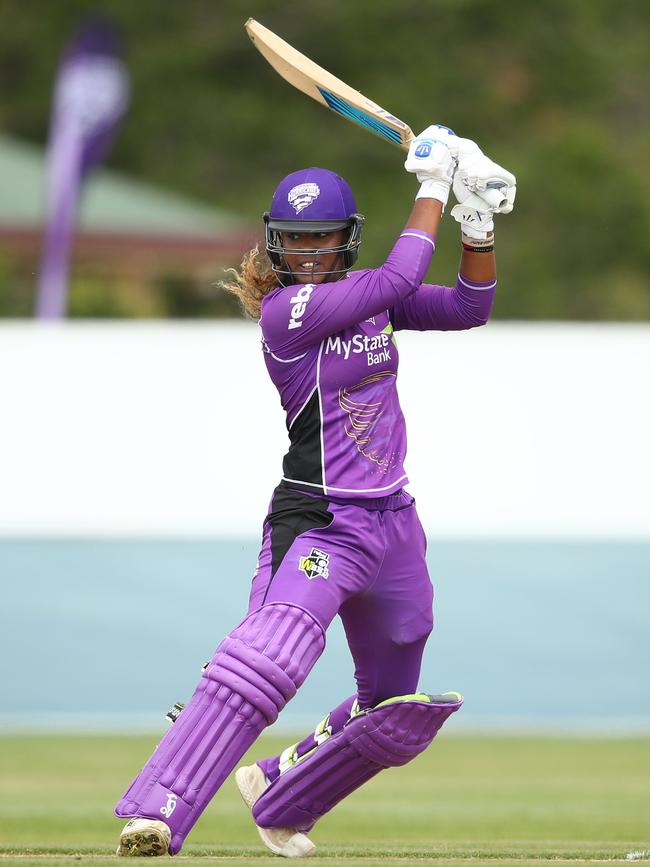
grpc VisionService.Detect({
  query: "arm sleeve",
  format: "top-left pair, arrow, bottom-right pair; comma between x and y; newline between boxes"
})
389,273 -> 496,332
260,230 -> 435,355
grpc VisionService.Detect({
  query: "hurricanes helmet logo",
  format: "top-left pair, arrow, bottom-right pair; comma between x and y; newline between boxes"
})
288,182 -> 320,214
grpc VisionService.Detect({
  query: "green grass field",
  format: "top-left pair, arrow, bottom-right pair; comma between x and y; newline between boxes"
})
0,733 -> 648,865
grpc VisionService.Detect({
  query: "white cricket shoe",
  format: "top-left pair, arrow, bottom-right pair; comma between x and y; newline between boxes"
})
235,764 -> 316,858
116,817 -> 171,857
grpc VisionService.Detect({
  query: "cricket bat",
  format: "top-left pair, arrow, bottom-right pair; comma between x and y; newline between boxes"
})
245,18 -> 414,150
245,19 -> 508,208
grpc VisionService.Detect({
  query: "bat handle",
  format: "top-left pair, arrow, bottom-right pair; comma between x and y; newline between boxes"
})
482,185 -> 507,209
401,140 -> 508,209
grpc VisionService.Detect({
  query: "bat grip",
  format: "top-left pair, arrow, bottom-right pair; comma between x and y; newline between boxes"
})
482,186 -> 507,209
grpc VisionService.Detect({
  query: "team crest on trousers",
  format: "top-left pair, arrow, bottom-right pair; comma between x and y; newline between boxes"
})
298,547 -> 330,580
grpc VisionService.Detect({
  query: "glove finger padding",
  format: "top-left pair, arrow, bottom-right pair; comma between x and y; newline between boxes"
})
448,135 -> 483,162
458,154 -> 516,190
456,155 -> 516,214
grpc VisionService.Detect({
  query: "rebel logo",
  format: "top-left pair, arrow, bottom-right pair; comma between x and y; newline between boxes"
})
287,284 -> 314,330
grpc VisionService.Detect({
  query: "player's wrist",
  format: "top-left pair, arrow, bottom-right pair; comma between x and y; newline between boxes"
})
461,230 -> 495,253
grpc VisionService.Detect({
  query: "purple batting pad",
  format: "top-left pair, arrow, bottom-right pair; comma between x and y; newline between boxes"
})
115,603 -> 325,854
253,693 -> 462,832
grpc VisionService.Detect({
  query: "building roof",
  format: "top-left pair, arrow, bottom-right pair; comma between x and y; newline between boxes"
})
0,133 -> 257,268
0,133 -> 245,238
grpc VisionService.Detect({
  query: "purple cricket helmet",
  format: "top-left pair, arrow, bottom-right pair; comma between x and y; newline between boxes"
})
264,167 -> 365,284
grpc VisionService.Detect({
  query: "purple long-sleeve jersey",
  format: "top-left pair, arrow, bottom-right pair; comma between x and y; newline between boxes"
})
259,229 -> 495,498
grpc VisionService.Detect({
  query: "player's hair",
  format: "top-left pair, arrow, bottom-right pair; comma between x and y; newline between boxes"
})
222,245 -> 278,320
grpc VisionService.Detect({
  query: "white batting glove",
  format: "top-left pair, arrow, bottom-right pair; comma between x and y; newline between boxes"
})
451,185 -> 496,239
448,135 -> 483,163
451,153 -> 517,239
404,125 -> 456,207
457,154 -> 516,213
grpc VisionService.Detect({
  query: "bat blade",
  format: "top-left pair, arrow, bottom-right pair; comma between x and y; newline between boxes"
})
245,18 -> 414,150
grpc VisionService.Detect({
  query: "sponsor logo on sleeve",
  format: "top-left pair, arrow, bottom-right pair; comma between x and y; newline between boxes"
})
288,284 -> 314,330
298,547 -> 330,580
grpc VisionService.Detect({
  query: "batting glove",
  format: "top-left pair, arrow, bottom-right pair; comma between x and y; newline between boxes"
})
404,125 -> 457,207
451,153 -> 517,239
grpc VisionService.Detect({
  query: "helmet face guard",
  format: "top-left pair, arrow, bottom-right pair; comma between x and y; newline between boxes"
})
264,213 -> 365,285
264,167 -> 365,285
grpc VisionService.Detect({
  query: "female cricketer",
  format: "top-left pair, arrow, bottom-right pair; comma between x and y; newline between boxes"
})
115,125 -> 516,858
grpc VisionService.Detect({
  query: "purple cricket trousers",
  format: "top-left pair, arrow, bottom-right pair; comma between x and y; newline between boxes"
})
252,485 -> 434,707
251,485 -> 434,783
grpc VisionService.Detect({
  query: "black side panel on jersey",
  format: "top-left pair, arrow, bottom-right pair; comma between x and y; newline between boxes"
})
282,389 -> 323,489
265,486 -> 333,584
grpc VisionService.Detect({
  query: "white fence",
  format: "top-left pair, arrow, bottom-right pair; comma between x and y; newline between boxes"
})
1,321 -> 648,537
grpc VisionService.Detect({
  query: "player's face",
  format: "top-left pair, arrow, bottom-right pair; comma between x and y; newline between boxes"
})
280,230 -> 347,284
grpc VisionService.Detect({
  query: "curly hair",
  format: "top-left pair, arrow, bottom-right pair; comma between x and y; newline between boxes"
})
221,245 -> 278,320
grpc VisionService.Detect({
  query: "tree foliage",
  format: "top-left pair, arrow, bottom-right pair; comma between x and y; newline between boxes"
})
1,0 -> 648,319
